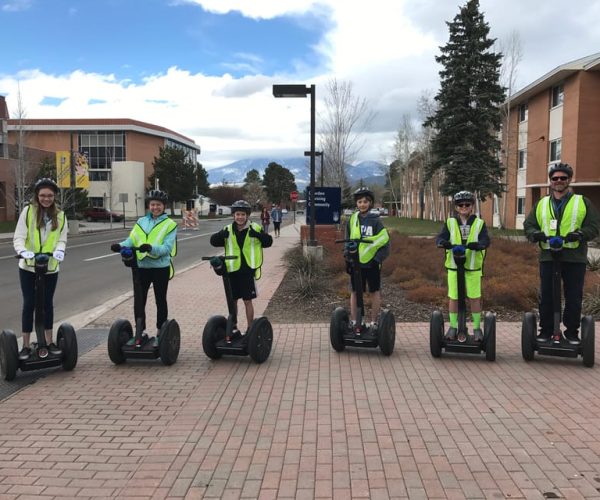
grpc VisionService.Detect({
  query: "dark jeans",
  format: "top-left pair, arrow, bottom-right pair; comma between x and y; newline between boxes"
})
539,261 -> 587,335
19,268 -> 58,332
134,266 -> 170,331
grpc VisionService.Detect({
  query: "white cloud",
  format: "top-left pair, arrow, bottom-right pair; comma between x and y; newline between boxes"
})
1,0 -> 32,12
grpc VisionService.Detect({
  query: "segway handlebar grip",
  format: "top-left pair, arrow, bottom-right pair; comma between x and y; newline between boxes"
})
15,252 -> 53,260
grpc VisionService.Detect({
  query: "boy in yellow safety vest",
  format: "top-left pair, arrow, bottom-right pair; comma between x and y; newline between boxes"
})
210,200 -> 273,333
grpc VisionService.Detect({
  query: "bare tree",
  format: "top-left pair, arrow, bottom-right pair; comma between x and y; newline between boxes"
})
244,181 -> 264,209
319,78 -> 376,189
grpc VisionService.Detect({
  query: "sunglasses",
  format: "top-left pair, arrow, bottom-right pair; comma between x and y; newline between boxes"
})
456,203 -> 472,208
551,176 -> 568,181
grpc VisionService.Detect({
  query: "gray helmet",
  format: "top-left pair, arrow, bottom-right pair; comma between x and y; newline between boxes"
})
146,189 -> 168,204
34,178 -> 59,194
548,162 -> 573,179
353,186 -> 374,204
453,191 -> 475,204
231,200 -> 251,215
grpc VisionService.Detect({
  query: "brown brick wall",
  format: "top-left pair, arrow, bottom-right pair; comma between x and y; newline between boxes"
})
574,71 -> 600,181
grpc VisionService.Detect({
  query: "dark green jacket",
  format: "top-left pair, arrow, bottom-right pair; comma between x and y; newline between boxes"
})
523,192 -> 600,263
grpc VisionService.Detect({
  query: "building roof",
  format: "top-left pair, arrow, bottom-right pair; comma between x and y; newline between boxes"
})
6,118 -> 200,152
509,52 -> 600,107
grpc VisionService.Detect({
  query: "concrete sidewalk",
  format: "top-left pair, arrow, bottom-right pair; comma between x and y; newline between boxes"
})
1,222 -> 600,499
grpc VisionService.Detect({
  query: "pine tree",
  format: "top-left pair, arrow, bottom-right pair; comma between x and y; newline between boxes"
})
424,0 -> 506,201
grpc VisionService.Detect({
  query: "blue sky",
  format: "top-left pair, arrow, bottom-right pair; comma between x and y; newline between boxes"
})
2,0 -> 600,169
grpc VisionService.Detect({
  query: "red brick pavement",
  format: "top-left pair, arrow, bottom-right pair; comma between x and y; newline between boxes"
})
1,223 -> 600,499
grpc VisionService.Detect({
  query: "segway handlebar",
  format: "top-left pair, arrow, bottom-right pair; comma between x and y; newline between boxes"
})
201,256 -> 237,260
334,238 -> 374,244
15,252 -> 53,260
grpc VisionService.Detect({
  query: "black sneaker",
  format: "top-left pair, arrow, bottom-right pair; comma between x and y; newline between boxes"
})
536,333 -> 551,342
565,332 -> 581,345
18,347 -> 31,360
445,327 -> 457,341
48,342 -> 62,355
472,328 -> 484,342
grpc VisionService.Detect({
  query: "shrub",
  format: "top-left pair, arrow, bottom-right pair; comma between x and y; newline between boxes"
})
583,285 -> 600,318
284,245 -> 330,299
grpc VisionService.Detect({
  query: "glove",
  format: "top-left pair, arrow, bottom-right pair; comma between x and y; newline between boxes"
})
209,256 -> 222,268
138,243 -> 152,253
549,236 -> 563,249
52,250 -> 65,262
467,241 -> 482,251
120,247 -> 134,258
565,231 -> 583,243
249,227 -> 261,238
221,227 -> 230,238
452,245 -> 466,255
345,261 -> 353,275
437,239 -> 453,250
20,250 -> 35,259
531,231 -> 547,243
344,241 -> 358,253
110,243 -> 121,253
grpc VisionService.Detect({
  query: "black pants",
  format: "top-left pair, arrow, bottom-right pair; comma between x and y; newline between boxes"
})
539,261 -> 587,336
133,267 -> 170,331
19,268 -> 58,332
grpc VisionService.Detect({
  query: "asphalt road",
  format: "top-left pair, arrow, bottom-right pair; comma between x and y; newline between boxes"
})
0,218 -> 231,335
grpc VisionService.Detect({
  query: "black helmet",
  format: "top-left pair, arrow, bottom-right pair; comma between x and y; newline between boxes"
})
548,162 -> 573,179
453,191 -> 475,204
353,186 -> 374,204
231,200 -> 251,215
146,189 -> 168,204
34,178 -> 59,194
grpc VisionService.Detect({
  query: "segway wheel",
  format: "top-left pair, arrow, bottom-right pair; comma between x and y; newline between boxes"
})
429,310 -> 444,358
0,330 -> 19,382
483,312 -> 496,362
202,315 -> 226,360
521,312 -> 537,362
159,319 -> 180,366
330,307 -> 348,352
108,319 -> 133,365
581,315 -> 595,368
377,309 -> 395,356
247,317 -> 273,364
57,323 -> 78,371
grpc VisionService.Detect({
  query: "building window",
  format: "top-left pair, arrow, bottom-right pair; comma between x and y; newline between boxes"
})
518,149 -> 527,169
517,197 -> 525,215
550,139 -> 562,162
518,103 -> 528,122
88,197 -> 104,208
79,131 -> 126,169
89,170 -> 111,181
551,84 -> 564,108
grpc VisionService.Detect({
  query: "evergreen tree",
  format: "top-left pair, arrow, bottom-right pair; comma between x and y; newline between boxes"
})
148,146 -> 196,212
424,0 -> 506,200
195,162 -> 210,195
262,162 -> 297,204
243,169 -> 262,186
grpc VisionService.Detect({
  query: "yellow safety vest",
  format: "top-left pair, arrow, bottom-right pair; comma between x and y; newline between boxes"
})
444,217 -> 485,271
349,211 -> 390,265
224,222 -> 264,279
536,194 -> 586,250
25,206 -> 66,272
130,218 -> 178,279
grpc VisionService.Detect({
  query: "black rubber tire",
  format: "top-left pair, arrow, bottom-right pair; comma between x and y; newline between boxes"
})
108,319 -> 132,365
484,312 -> 496,362
0,330 -> 19,381
202,315 -> 226,360
330,307 -> 348,352
159,319 -> 181,366
57,323 -> 78,371
521,312 -> 537,362
430,310 -> 444,358
377,309 -> 395,356
581,315 -> 595,368
247,316 -> 273,364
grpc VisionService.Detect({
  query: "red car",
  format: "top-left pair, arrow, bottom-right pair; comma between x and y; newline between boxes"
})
82,207 -> 124,222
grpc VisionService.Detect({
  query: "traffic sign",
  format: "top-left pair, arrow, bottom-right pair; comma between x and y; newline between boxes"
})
290,191 -> 299,201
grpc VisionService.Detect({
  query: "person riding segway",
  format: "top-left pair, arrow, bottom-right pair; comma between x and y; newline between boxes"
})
522,163 -> 599,366
430,191 -> 496,360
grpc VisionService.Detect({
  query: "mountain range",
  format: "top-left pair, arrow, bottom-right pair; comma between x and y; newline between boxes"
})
206,158 -> 387,190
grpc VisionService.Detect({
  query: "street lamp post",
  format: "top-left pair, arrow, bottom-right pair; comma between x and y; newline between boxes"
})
273,84 -> 317,246
306,151 -> 323,186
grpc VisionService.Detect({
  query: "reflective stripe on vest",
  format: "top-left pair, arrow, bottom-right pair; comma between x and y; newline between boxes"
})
536,194 -> 586,249
444,217 -> 485,270
25,206 -> 65,272
349,212 -> 390,264
224,222 -> 264,279
130,218 -> 178,279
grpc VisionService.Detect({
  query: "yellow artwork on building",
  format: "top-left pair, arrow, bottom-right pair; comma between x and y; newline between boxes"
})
56,151 -> 90,189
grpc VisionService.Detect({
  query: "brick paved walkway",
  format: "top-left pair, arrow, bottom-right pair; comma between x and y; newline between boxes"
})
1,222 -> 600,499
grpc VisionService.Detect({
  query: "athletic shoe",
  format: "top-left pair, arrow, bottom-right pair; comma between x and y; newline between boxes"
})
565,332 -> 581,345
126,337 -> 136,346
445,327 -> 457,341
536,333 -> 551,342
472,328 -> 484,342
152,337 -> 160,348
18,347 -> 31,361
47,342 -> 62,355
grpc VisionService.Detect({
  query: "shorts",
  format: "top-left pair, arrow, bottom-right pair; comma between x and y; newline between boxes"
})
447,269 -> 482,300
230,272 -> 257,301
273,221 -> 281,230
350,264 -> 381,293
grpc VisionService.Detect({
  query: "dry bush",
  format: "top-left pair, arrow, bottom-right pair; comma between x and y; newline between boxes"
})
406,285 -> 446,306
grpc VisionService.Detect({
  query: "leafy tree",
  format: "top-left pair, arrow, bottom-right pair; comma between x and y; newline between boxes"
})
148,146 -> 196,213
424,0 -> 506,201
195,162 -> 210,195
262,162 -> 297,204
244,169 -> 262,185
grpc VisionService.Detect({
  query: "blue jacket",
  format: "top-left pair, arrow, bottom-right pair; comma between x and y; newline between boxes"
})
120,212 -> 177,269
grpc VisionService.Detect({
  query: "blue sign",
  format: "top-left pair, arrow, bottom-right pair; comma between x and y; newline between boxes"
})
305,187 -> 342,225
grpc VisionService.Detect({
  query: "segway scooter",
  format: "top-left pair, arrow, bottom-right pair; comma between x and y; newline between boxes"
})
0,253 -> 78,381
430,245 -> 496,361
201,255 -> 273,363
107,246 -> 180,365
521,236 -> 594,367
330,238 -> 396,355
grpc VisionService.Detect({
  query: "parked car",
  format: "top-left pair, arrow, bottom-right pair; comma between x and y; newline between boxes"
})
82,207 -> 124,222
